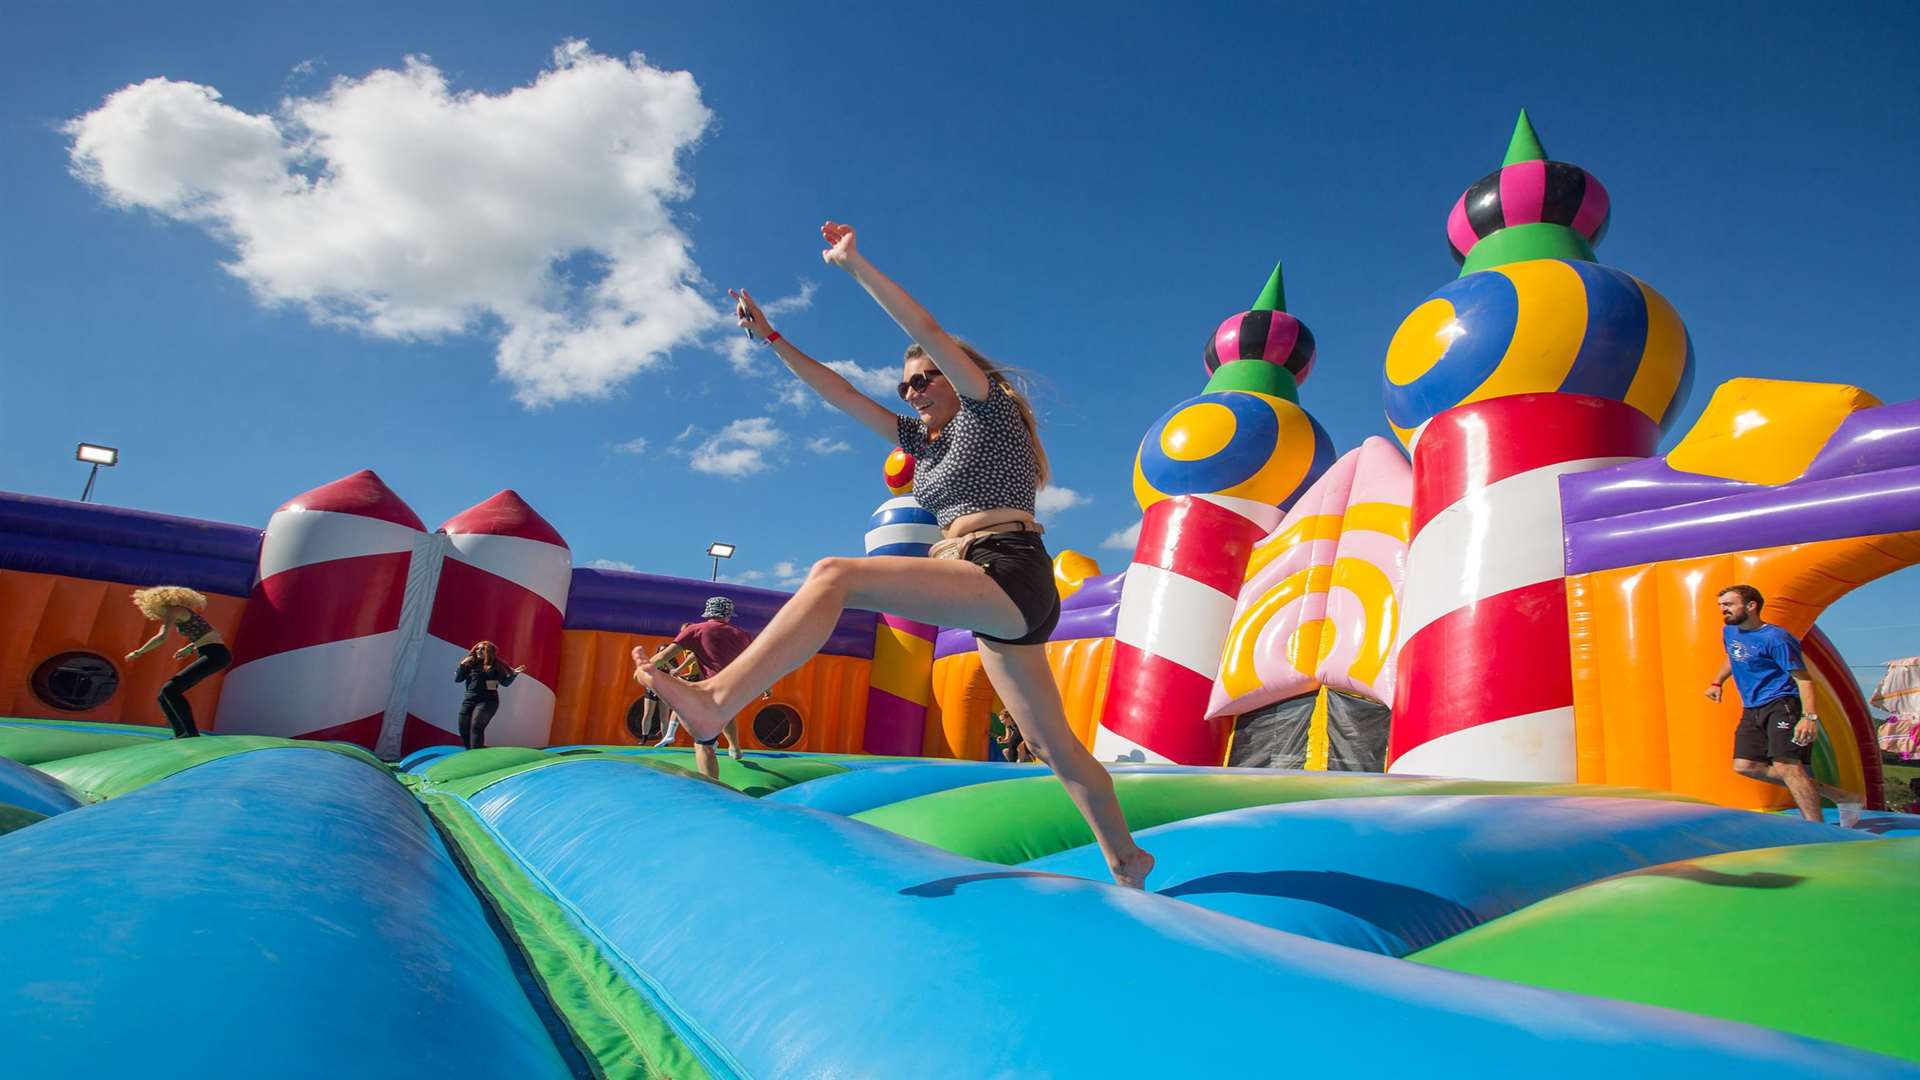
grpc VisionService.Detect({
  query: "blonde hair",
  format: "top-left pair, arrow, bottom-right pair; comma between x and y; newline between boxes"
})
905,340 -> 1051,486
131,586 -> 208,622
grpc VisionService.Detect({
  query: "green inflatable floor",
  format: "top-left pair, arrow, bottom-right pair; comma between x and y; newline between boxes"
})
853,771 -> 1694,864
1410,837 -> 1920,1061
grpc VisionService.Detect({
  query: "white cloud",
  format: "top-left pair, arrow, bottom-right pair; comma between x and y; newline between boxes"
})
612,436 -> 649,454
825,359 -> 899,396
720,334 -> 758,374
673,423 -> 698,443
1035,484 -> 1087,514
688,416 -> 783,477
66,41 -> 718,406
587,558 -> 637,571
775,382 -> 813,411
718,559 -> 805,588
805,435 -> 851,454
1101,521 -> 1142,549
762,279 -> 817,316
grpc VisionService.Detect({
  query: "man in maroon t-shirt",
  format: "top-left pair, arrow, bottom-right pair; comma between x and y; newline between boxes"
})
634,597 -> 755,780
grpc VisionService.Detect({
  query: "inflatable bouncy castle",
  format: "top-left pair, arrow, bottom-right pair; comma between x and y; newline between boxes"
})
3,110 -> 1920,1076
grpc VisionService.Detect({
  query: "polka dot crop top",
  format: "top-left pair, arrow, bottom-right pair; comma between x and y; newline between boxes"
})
895,379 -> 1038,529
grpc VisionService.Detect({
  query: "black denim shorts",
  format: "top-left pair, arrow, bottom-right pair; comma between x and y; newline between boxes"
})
966,531 -> 1061,646
1735,696 -> 1812,765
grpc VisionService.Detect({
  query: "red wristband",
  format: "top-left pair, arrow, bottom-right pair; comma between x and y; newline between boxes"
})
763,331 -> 782,346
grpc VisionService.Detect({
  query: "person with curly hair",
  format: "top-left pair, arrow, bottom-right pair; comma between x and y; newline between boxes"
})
126,586 -> 229,738
455,641 -> 525,750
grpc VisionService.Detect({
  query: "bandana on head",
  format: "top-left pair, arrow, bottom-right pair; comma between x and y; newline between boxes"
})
703,597 -> 735,620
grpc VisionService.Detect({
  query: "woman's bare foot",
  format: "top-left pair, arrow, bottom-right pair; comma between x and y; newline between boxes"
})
632,665 -> 733,743
1110,847 -> 1155,890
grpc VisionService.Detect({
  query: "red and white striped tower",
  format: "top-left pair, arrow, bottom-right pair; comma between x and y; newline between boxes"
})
1387,393 -> 1657,779
389,491 -> 571,756
216,470 -> 429,746
1094,494 -> 1283,763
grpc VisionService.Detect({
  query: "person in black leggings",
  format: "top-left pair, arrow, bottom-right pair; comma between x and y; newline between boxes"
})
455,641 -> 525,749
126,585 -> 231,738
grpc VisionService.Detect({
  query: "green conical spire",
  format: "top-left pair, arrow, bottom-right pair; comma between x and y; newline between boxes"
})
1251,261 -> 1287,312
1458,110 -> 1594,275
1502,108 -> 1548,166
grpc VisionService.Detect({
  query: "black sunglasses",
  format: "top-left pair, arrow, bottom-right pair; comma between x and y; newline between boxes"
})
897,371 -> 946,399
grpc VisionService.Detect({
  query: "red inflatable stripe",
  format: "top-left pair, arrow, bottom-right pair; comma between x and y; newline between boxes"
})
1134,497 -> 1268,597
1104,641 -> 1228,764
1388,578 -> 1573,760
401,713 -> 462,755
295,712 -> 385,747
426,557 -> 565,685
228,551 -> 412,667
276,468 -> 425,531
1412,394 -> 1658,536
440,490 -> 568,548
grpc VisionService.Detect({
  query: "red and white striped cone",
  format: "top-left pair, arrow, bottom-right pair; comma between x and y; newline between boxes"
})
389,491 -> 571,756
1093,493 -> 1281,763
1388,393 -> 1657,780
216,470 -> 428,746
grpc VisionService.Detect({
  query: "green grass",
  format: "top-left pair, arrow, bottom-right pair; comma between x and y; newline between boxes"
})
1884,763 -> 1920,812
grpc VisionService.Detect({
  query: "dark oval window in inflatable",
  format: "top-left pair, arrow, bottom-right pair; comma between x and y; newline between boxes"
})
751,703 -> 803,749
32,652 -> 120,712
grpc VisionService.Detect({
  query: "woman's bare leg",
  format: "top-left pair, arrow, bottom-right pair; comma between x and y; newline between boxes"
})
978,638 -> 1154,889
637,556 -> 1025,740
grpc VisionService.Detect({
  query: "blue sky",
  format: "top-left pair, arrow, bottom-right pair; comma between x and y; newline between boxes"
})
3,2 -> 1917,694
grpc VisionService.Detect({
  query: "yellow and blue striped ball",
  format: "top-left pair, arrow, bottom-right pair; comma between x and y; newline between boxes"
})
1382,258 -> 1694,447
1133,390 -> 1332,510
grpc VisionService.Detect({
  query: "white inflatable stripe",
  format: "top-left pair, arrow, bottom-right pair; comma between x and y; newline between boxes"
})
256,508 -> 424,582
1091,723 -> 1173,765
374,532 -> 451,759
405,636 -> 558,747
1386,705 -> 1577,782
446,531 -> 573,614
1397,457 -> 1634,643
863,523 -> 942,554
1114,563 -> 1238,678
1192,493 -> 1285,532
212,632 -> 401,738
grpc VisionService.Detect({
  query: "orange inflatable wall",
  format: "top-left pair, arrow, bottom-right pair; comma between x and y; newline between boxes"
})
0,569 -> 248,729
924,635 -> 1115,759
548,628 -> 873,752
1567,532 -> 1920,809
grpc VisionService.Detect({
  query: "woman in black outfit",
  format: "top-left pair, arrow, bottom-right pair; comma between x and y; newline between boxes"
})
455,641 -> 524,750
126,585 -> 230,738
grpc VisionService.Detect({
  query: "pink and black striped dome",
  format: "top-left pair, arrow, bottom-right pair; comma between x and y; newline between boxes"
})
1203,309 -> 1316,386
1447,160 -> 1610,265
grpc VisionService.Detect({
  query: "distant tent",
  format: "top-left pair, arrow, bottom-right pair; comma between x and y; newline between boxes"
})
1870,657 -> 1920,761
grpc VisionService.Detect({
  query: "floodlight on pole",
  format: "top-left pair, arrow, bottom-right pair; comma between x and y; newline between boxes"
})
75,443 -> 119,503
706,542 -> 736,582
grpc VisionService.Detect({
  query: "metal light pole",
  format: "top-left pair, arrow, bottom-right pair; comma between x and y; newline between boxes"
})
76,443 -> 119,502
706,542 -> 736,582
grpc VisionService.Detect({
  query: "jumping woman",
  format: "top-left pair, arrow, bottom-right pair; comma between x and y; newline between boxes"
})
455,641 -> 525,750
636,222 -> 1153,888
126,586 -> 230,738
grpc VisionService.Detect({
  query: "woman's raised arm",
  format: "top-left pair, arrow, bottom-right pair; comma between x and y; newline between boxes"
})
820,222 -> 990,401
729,287 -> 899,441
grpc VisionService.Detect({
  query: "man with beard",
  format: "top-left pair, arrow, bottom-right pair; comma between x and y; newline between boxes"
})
1707,585 -> 1863,826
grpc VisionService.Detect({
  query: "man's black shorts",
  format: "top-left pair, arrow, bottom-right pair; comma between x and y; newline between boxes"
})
1735,696 -> 1812,765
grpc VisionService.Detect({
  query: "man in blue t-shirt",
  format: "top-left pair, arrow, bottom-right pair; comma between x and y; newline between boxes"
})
1706,585 -> 1862,826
